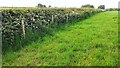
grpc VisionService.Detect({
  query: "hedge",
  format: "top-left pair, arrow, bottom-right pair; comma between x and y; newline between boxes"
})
1,8 -> 102,51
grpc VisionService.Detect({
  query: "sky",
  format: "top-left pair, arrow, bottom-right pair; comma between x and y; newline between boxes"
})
0,0 -> 119,9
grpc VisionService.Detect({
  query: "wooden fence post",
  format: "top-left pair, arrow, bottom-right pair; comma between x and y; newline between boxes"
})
66,14 -> 68,23
52,15 -> 54,23
22,17 -> 25,37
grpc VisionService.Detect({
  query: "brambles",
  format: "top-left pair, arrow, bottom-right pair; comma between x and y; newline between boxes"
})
1,8 -> 102,51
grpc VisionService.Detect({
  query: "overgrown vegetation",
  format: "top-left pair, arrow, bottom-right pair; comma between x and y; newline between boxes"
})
98,5 -> 105,9
106,8 -> 120,11
81,4 -> 94,8
2,8 -> 102,52
2,11 -> 118,66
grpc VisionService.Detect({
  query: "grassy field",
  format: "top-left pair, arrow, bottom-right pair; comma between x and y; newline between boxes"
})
3,11 -> 118,66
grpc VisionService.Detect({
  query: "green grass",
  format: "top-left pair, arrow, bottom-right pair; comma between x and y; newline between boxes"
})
3,11 -> 118,66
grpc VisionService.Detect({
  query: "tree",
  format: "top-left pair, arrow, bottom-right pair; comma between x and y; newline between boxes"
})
37,3 -> 46,8
81,4 -> 94,8
98,5 -> 105,9
48,5 -> 52,8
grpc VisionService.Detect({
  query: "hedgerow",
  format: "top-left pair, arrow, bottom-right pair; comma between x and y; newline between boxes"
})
1,8 -> 102,51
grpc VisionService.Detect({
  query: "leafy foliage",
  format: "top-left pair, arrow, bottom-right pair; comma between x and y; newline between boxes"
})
3,11 -> 118,66
81,4 -> 94,8
98,5 -> 105,9
105,8 -> 120,11
2,8 -> 102,51
37,3 -> 47,8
